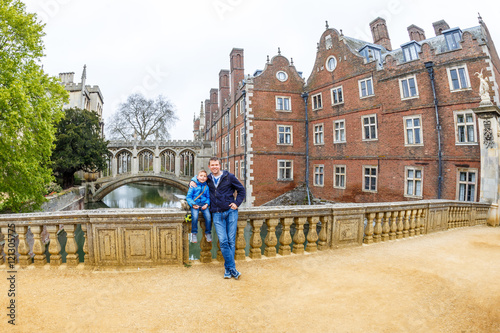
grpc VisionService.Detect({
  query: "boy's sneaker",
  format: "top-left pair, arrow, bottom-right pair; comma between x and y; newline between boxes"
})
230,268 -> 241,280
191,233 -> 197,243
206,234 -> 212,242
224,269 -> 231,279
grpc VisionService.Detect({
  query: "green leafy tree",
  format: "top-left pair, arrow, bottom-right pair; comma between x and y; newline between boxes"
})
0,0 -> 68,212
52,108 -> 109,189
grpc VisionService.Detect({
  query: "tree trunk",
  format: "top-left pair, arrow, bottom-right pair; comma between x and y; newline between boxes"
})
62,172 -> 75,189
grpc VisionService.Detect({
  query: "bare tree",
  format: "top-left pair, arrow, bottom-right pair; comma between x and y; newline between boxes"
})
108,93 -> 178,141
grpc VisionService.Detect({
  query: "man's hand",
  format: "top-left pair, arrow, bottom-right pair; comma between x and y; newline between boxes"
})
229,203 -> 238,210
189,181 -> 197,188
193,205 -> 199,209
201,204 -> 208,210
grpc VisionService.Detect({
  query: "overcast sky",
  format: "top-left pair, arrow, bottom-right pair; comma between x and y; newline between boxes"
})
23,0 -> 500,141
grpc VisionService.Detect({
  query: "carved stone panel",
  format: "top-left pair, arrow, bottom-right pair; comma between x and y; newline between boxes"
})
123,228 -> 152,264
96,228 -> 119,264
158,227 -> 180,263
332,213 -> 364,248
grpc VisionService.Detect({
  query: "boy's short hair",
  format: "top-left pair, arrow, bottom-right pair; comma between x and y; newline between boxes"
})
208,157 -> 220,165
198,169 -> 207,175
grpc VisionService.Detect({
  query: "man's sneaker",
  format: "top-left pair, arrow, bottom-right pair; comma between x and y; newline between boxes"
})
206,234 -> 212,242
224,269 -> 231,279
230,268 -> 241,280
191,233 -> 197,243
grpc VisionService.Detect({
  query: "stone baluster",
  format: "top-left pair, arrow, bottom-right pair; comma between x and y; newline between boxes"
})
317,216 -> 329,250
420,209 -> 426,235
235,218 -> 247,261
447,207 -> 453,229
279,217 -> 293,256
409,210 -> 416,237
403,210 -> 411,238
46,225 -> 62,266
382,212 -> 391,242
199,220 -> 212,263
390,211 -> 398,240
373,212 -> 383,243
249,219 -> 264,259
415,209 -> 421,236
16,226 -> 31,267
81,223 -> 91,265
65,224 -> 79,266
0,227 -> 6,265
292,217 -> 306,254
364,213 -> 375,244
31,226 -> 47,266
264,218 -> 279,257
397,211 -> 404,239
306,216 -> 319,252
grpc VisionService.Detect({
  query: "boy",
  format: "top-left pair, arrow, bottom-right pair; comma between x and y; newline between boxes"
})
186,170 -> 212,243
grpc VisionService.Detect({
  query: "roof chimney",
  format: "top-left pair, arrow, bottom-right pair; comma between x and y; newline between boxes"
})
369,17 -> 392,51
432,20 -> 450,36
407,24 -> 426,42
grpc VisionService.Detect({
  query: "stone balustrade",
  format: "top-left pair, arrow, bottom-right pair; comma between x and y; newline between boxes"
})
0,200 -> 492,268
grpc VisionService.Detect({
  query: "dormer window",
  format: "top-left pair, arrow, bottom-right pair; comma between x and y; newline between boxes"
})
401,41 -> 421,62
443,28 -> 462,51
359,45 -> 382,64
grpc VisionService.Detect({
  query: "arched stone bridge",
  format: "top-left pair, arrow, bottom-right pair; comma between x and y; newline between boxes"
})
87,139 -> 213,202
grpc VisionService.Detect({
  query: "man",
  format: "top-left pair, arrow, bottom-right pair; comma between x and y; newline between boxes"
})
190,157 -> 246,279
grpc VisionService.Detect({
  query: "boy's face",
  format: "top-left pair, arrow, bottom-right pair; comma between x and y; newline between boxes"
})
197,172 -> 207,183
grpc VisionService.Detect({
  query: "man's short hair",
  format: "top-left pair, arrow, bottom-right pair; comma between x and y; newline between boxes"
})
208,157 -> 220,165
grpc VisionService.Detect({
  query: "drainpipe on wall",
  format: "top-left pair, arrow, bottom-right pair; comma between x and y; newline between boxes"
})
242,90 -> 248,202
226,107 -> 230,168
425,61 -> 443,199
301,92 -> 311,205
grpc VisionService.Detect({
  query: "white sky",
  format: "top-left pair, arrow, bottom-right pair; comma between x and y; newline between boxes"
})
23,0 -> 500,140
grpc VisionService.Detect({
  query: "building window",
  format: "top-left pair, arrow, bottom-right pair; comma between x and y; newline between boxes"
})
235,129 -> 239,147
404,115 -> 423,146
334,119 -> 346,143
278,160 -> 293,181
362,114 -> 377,140
400,75 -> 419,99
359,45 -> 382,64
447,65 -> 470,91
401,41 -> 421,62
235,161 -> 239,179
221,137 -> 225,152
444,28 -> 462,51
241,128 -> 244,147
276,71 -> 288,82
455,111 -> 476,144
331,86 -> 343,105
314,124 -> 324,145
405,167 -> 423,198
240,160 -> 245,179
276,96 -> 291,111
363,166 -> 377,192
334,165 -> 346,189
326,56 -> 337,72
314,165 -> 324,186
312,93 -> 323,110
138,150 -> 154,173
457,169 -> 477,202
359,77 -> 374,98
240,99 -> 244,114
277,125 -> 293,145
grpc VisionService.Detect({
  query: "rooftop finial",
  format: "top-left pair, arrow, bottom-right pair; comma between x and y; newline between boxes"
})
81,64 -> 87,80
291,58 -> 294,66
340,29 -> 343,36
278,47 -> 281,55
267,55 -> 270,63
478,12 -> 483,23
326,20 -> 329,29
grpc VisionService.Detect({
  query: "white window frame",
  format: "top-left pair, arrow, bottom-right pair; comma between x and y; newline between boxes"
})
334,119 -> 346,143
277,125 -> 293,145
240,99 -> 245,115
447,64 -> 471,92
314,123 -> 324,145
456,168 -> 478,202
235,161 -> 239,179
240,160 -> 245,179
235,129 -> 239,147
403,115 -> 423,146
240,128 -> 244,147
334,165 -> 346,189
362,165 -> 378,193
361,114 -> 378,141
277,160 -> 293,181
314,164 -> 325,187
358,77 -> 374,98
454,110 -> 477,145
312,93 -> 323,110
276,96 -> 291,112
331,86 -> 344,105
404,166 -> 423,198
399,75 -> 419,100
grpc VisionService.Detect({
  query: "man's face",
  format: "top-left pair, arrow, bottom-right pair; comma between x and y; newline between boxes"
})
209,160 -> 221,175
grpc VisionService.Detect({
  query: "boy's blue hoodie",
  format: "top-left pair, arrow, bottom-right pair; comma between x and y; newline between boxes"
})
186,178 -> 210,208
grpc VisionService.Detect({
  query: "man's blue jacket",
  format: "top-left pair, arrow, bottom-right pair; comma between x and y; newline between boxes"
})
191,171 -> 245,213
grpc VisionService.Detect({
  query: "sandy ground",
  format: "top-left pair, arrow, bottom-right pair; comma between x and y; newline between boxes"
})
1,225 -> 500,333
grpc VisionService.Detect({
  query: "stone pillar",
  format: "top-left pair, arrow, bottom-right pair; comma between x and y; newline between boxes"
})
175,153 -> 181,178
473,104 -> 500,226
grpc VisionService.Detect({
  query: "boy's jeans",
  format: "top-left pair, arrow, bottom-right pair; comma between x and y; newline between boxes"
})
212,209 -> 238,270
190,206 -> 212,234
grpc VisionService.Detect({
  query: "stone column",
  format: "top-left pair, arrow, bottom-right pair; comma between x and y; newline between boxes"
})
473,104 -> 500,226
175,153 -> 181,178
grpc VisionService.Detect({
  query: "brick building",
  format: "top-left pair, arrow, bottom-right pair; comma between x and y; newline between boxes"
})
196,16 -> 500,207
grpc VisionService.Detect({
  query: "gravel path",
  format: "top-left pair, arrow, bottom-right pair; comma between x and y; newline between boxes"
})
1,225 -> 499,332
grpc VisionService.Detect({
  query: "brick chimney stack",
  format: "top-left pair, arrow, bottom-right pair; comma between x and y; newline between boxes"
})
230,48 -> 244,100
407,24 -> 426,42
218,69 -> 230,109
369,17 -> 392,51
432,20 -> 450,36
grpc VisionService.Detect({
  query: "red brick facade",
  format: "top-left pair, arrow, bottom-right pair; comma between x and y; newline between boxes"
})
196,17 -> 500,206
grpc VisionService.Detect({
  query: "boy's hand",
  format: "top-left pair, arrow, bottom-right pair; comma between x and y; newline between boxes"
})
189,181 -> 197,188
201,204 -> 208,210
193,205 -> 200,209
